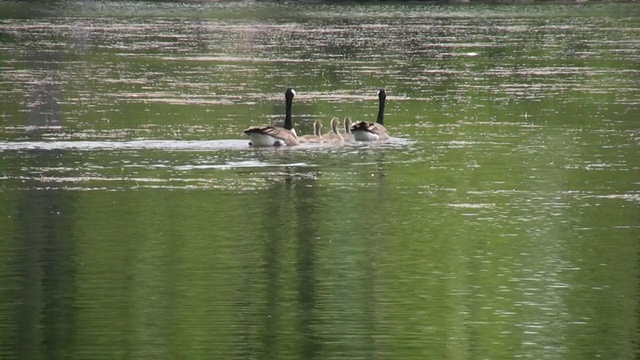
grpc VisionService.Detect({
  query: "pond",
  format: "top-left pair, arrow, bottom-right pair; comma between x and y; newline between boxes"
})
0,1 -> 639,359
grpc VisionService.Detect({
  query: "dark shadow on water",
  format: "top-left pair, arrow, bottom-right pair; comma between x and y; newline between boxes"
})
24,38 -> 63,138
260,175 -> 288,358
293,169 -> 321,360
366,152 -> 386,358
233,151 -> 389,358
2,41 -> 78,360
7,165 -> 77,360
236,166 -> 322,359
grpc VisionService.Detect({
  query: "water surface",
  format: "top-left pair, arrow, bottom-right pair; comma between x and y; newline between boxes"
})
1,1 -> 639,359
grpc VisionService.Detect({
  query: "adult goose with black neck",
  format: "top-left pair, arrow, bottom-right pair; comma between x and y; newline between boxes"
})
350,89 -> 389,141
244,88 -> 299,147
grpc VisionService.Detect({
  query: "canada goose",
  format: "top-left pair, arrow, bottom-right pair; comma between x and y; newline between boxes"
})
244,88 -> 299,147
351,89 -> 389,141
342,117 -> 354,142
323,117 -> 344,144
298,120 -> 323,143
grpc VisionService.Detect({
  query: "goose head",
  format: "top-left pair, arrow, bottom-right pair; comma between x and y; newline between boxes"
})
285,88 -> 296,101
378,88 -> 386,101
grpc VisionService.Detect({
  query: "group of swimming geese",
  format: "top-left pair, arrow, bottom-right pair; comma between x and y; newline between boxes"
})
244,88 -> 389,147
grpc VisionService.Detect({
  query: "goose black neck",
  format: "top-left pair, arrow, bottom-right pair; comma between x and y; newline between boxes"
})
284,97 -> 293,130
376,90 -> 386,125
284,88 -> 295,130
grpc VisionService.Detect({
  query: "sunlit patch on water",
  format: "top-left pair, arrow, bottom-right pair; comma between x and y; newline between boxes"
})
587,194 -> 640,203
119,160 -> 314,171
0,174 -> 249,191
0,135 -> 416,191
440,52 -> 479,58
0,139 -> 250,151
0,136 -> 412,152
448,203 -> 495,209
